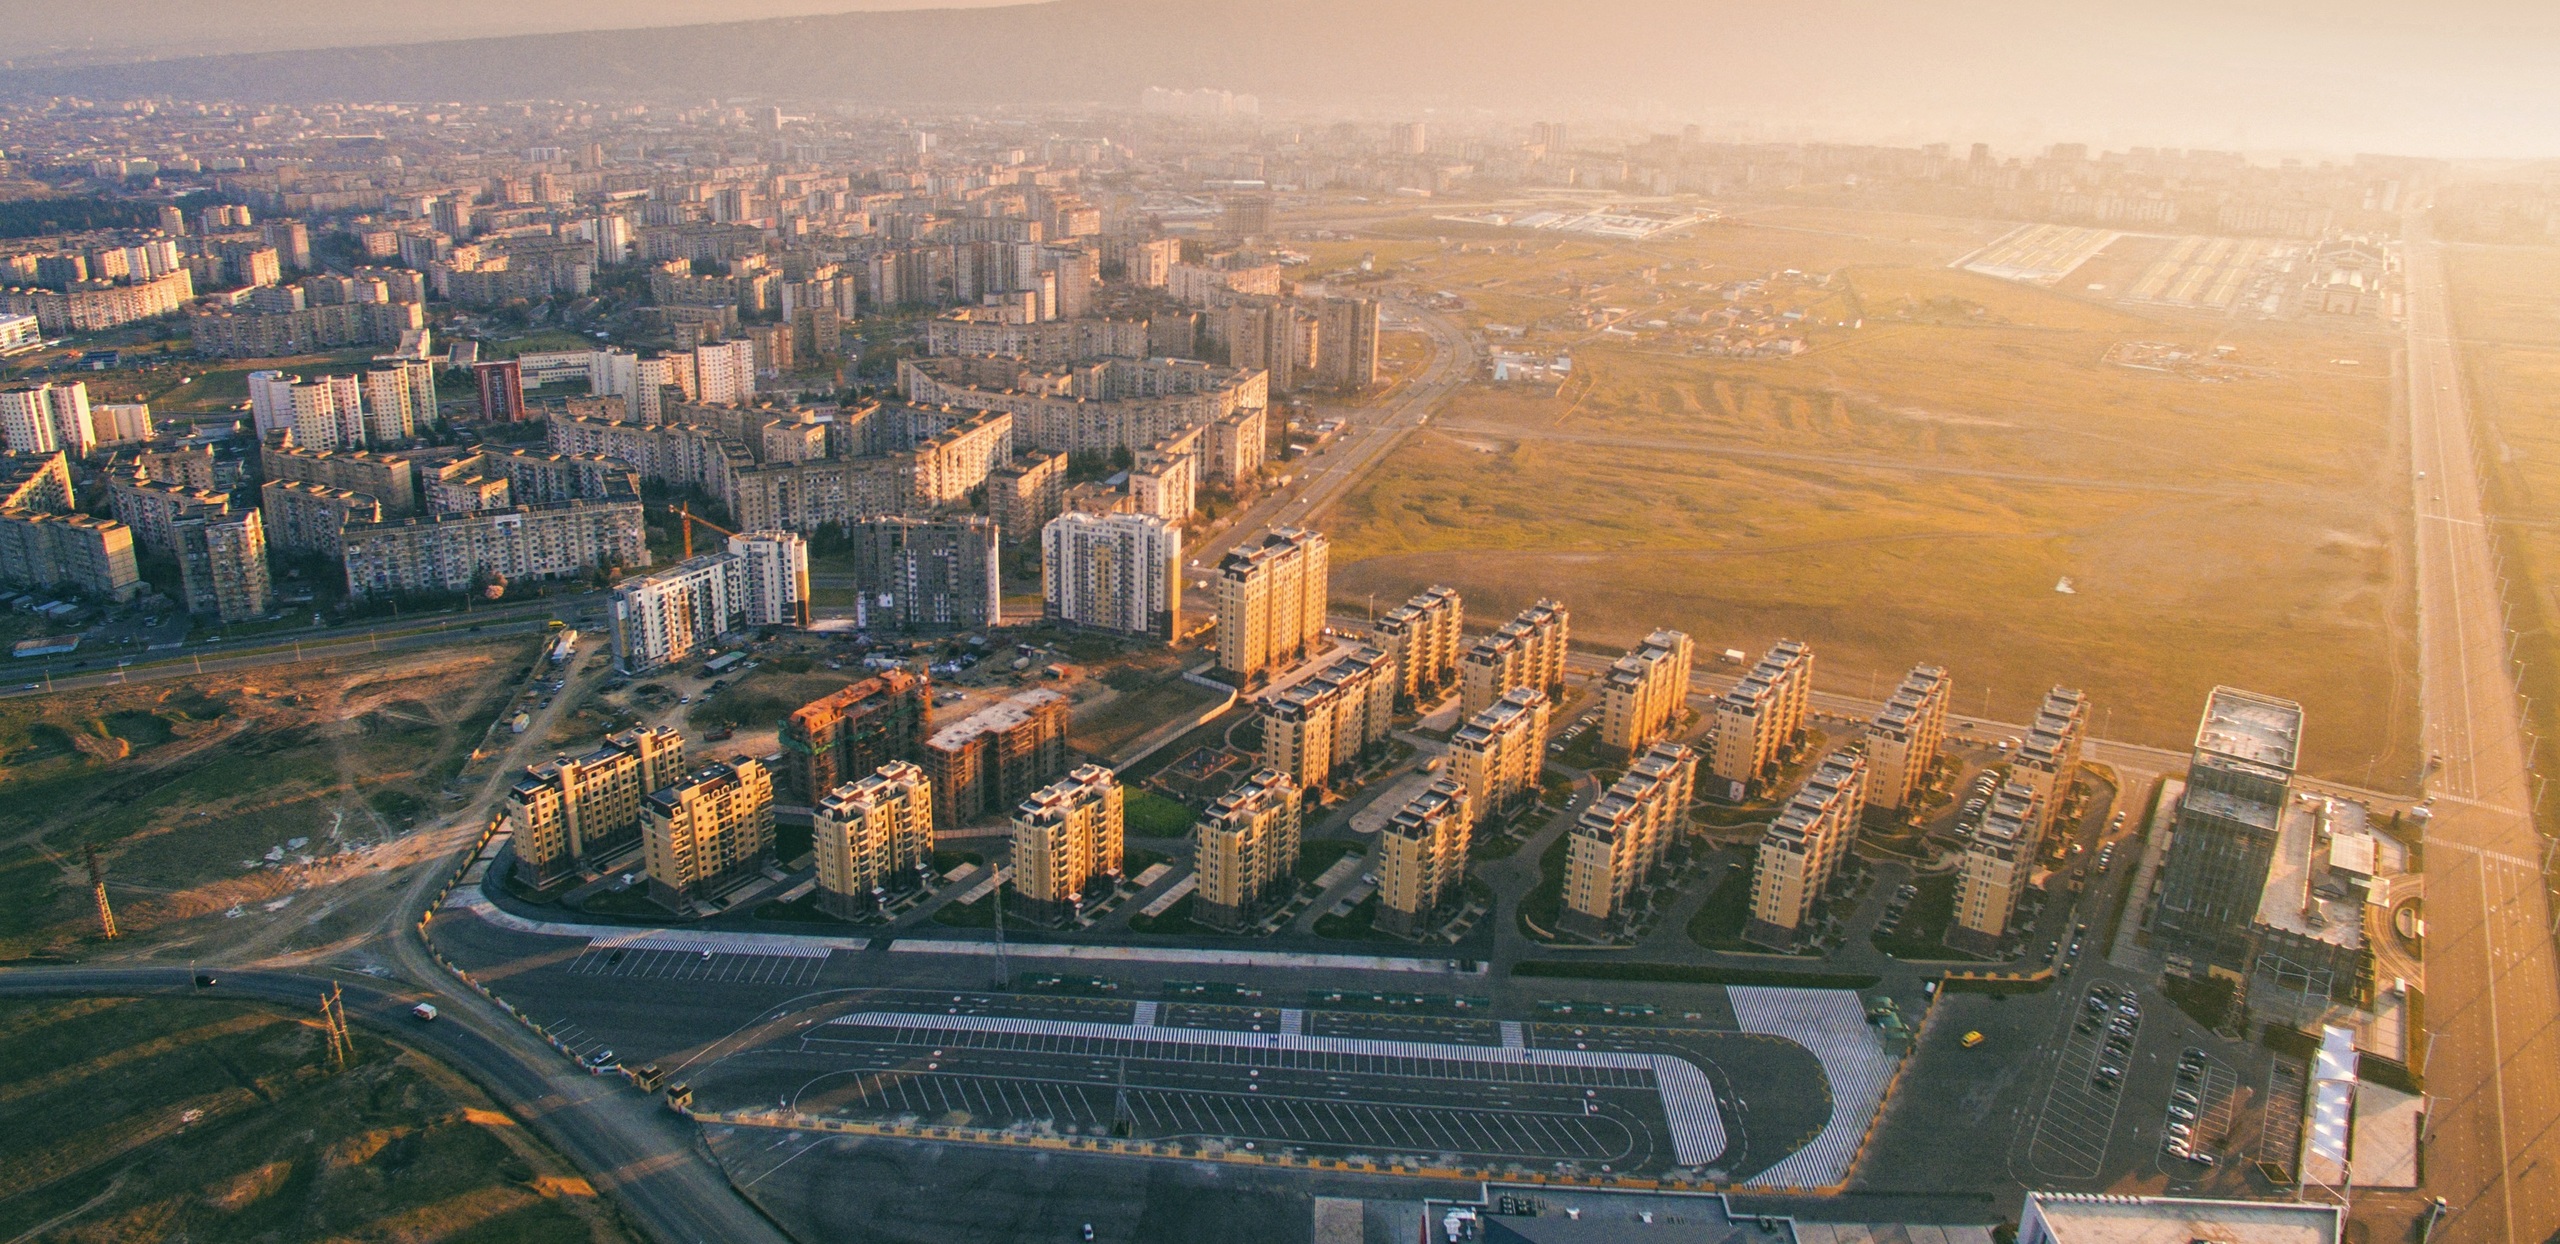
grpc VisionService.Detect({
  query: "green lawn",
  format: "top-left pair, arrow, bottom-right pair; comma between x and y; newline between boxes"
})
1684,859 -> 1759,950
1123,790 -> 1200,838
1870,871 -> 1963,959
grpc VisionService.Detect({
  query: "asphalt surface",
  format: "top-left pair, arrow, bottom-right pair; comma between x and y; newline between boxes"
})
0,607 -> 567,700
2402,216 -> 2560,1244
0,964 -> 792,1244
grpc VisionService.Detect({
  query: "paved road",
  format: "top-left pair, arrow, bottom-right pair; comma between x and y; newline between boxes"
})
2402,216 -> 2560,1244
0,964 -> 792,1244
1193,303 -> 1477,565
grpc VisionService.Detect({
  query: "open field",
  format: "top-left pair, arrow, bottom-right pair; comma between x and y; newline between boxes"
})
0,643 -> 527,958
2445,241 -> 2560,827
1329,207 -> 2414,784
0,995 -> 631,1243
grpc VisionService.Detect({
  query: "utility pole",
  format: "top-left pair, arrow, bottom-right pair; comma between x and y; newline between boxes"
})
320,982 -> 352,1068
84,845 -> 117,940
992,868 -> 1010,991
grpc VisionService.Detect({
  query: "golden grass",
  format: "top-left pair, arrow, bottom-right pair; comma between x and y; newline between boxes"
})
1329,207 -> 2414,785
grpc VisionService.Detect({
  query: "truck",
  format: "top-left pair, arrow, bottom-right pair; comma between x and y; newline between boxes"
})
547,629 -> 579,665
509,712 -> 531,734
1721,648 -> 1748,665
411,1003 -> 439,1021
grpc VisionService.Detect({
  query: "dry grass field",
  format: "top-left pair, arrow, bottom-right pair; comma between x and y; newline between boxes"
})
1329,207 -> 2415,785
2446,242 -> 2560,823
0,995 -> 631,1242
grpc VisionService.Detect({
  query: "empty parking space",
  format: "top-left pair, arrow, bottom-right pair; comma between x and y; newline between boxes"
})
565,945 -> 828,986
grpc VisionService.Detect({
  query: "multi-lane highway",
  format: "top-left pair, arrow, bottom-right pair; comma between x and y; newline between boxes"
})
2400,217 -> 2560,1244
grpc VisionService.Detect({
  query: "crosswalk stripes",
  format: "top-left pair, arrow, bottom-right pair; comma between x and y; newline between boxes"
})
1729,987 -> 1896,1187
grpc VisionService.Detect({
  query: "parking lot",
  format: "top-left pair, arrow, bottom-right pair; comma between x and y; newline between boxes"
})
563,945 -> 831,986
692,1012 -> 1704,1173
2155,1046 -> 2241,1175
2023,984 -> 2143,1179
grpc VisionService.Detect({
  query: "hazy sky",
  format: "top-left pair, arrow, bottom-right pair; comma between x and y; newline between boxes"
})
7,0 -> 2560,160
0,0 -> 1027,64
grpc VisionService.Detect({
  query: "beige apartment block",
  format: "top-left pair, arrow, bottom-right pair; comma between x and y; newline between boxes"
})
505,725 -> 688,888
1009,764 -> 1125,925
1375,778 -> 1473,938
1215,526 -> 1330,685
2009,687 -> 2089,849
641,758 -> 776,909
1371,584 -> 1462,707
1192,768 -> 1302,931
1864,664 -> 1952,814
1950,782 -> 2042,954
1707,639 -> 1815,795
1744,749 -> 1866,949
1457,599 -> 1569,718
1449,687 -> 1551,829
1597,629 -> 1694,759
1260,645 -> 1395,792
812,760 -> 936,919
924,688 -> 1071,829
1562,742 -> 1699,936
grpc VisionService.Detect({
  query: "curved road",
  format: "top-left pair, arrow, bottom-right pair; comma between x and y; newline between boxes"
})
0,965 -> 791,1244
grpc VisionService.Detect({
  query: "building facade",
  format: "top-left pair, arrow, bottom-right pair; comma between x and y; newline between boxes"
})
1456,599 -> 1569,718
1009,764 -> 1125,925
175,510 -> 272,622
1597,629 -> 1694,759
1865,664 -> 1951,813
1371,585 -> 1462,708
1192,769 -> 1302,931
812,760 -> 936,918
1708,639 -> 1815,795
2010,686 -> 2089,848
0,511 -> 140,601
641,758 -> 776,908
853,516 -> 998,632
505,726 -> 687,888
1214,526 -> 1329,685
1375,778 -> 1474,938
1259,645 -> 1396,792
1950,782 -> 2041,954
924,688 -> 1071,829
1562,743 -> 1699,936
2149,687 -> 2304,982
1448,687 -> 1551,828
779,670 -> 931,803
1041,509 -> 1181,640
1744,749 -> 1867,949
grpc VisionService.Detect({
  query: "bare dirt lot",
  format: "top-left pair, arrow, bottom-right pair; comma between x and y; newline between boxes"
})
0,641 -> 531,960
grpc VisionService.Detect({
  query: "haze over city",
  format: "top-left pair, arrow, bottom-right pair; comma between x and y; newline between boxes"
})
0,4 -> 2551,1244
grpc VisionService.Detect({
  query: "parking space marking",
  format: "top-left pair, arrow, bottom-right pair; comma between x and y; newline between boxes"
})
566,946 -> 828,986
2026,986 -> 2140,1180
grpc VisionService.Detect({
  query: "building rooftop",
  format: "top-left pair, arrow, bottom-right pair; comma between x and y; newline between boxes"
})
2023,1193 -> 2338,1244
927,687 -> 1065,751
2253,801 -> 2365,949
2194,686 -> 2302,774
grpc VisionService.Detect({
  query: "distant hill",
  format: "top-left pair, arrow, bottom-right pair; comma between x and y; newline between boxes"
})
4,0 -> 2557,158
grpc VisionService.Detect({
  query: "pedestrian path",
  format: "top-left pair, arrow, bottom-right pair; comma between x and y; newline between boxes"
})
1501,1020 -> 1526,1049
1280,1008 -> 1305,1035
441,890 -> 870,957
1132,1001 -> 1160,1028
889,938 -> 1476,974
1729,986 -> 1897,1187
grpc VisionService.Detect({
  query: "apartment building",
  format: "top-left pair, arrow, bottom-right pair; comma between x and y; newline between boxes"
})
1448,688 -> 1551,828
1215,526 -> 1330,686
1259,645 -> 1396,792
988,450 -> 1068,538
1457,599 -> 1569,718
1562,742 -> 1699,936
1,450 -> 74,513
924,688 -> 1071,829
779,670 -> 931,803
605,530 -> 806,671
640,758 -> 776,909
1375,778 -> 1474,938
107,474 -> 229,556
1597,629 -> 1694,759
1708,639 -> 1815,795
2009,687 -> 2090,849
0,381 -> 93,456
1008,764 -> 1125,925
264,446 -> 418,516
0,511 -> 141,601
258,479 -> 381,560
2150,687 -> 2304,982
175,510 -> 272,622
1371,585 -> 1462,707
1865,665 -> 1951,813
1744,749 -> 1867,949
1193,769 -> 1302,931
812,760 -> 936,918
342,498 -> 646,603
849,516 -> 997,632
1950,782 -> 2041,954
504,726 -> 687,887
1042,510 -> 1182,640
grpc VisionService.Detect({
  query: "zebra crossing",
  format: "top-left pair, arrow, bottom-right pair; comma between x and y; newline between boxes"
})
1728,987 -> 1897,1187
